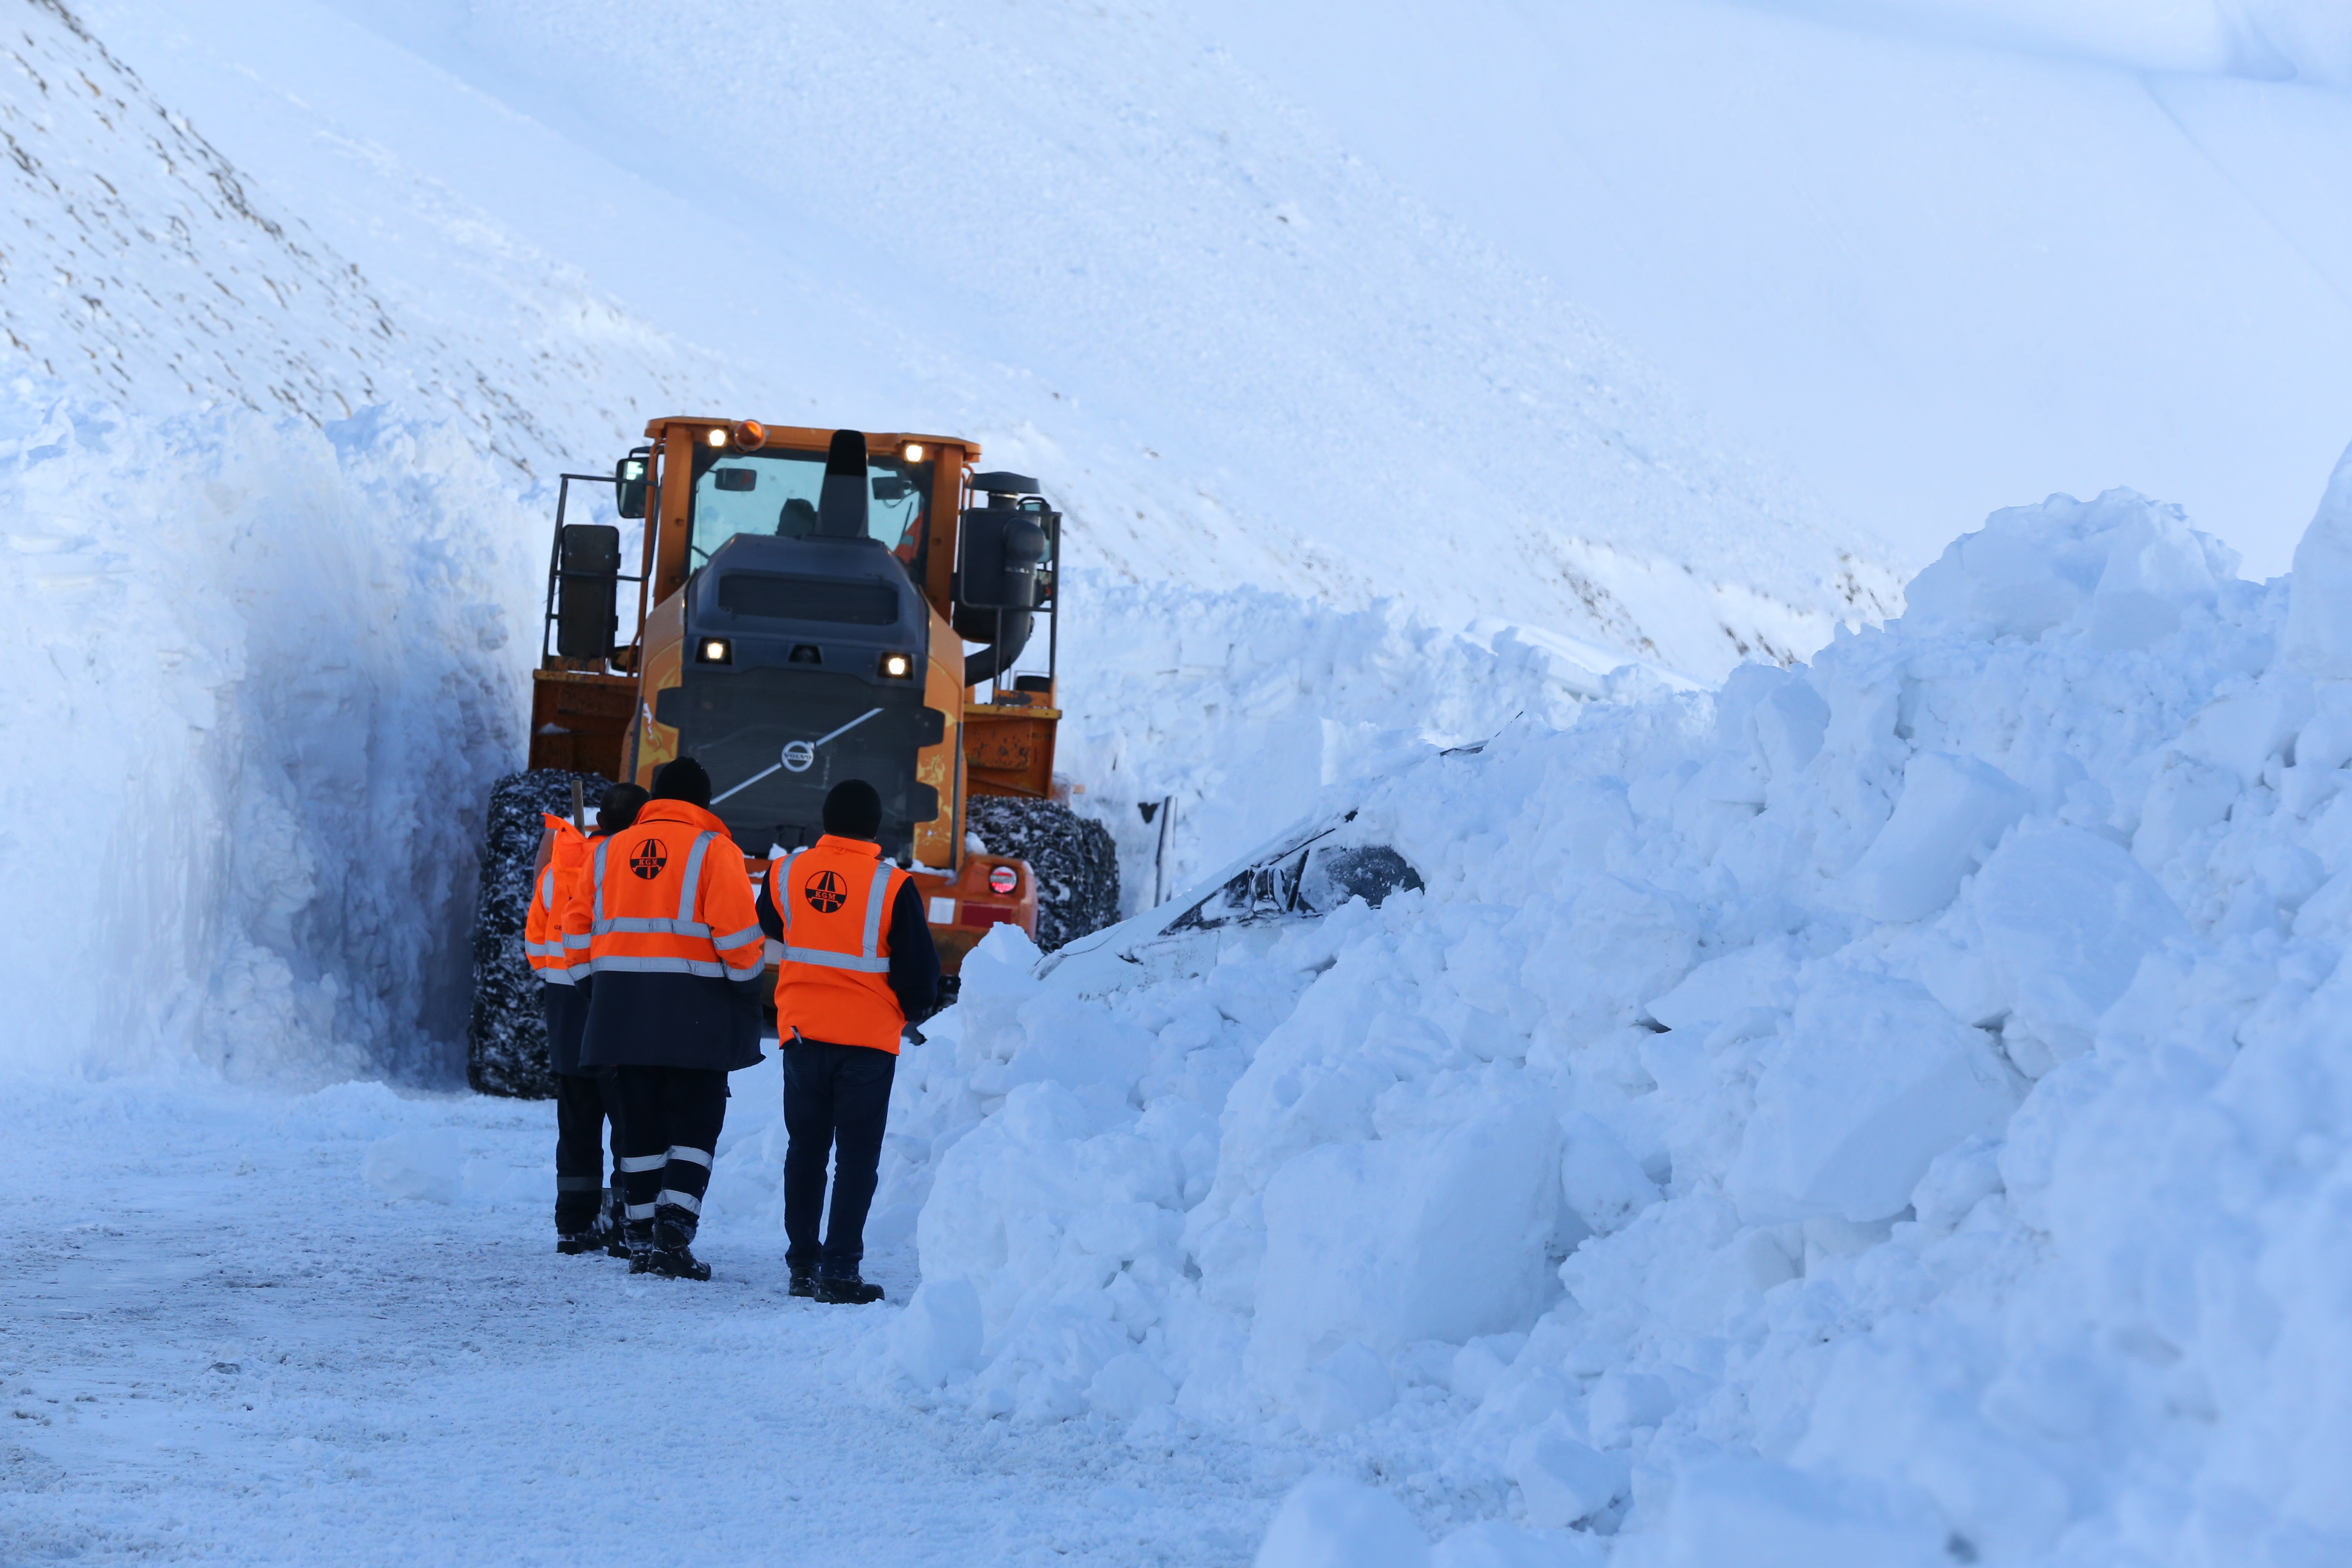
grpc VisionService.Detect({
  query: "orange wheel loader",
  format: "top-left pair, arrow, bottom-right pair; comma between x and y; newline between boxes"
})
465,418 -> 1115,1098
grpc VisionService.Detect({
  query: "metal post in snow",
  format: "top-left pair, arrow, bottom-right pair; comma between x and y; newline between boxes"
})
1152,795 -> 1174,909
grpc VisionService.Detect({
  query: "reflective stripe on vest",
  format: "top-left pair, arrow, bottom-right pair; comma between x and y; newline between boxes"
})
594,916 -> 714,937
588,953 -> 741,979
677,832 -> 715,922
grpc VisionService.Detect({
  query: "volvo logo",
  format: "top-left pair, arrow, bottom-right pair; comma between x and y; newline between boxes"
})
708,706 -> 887,807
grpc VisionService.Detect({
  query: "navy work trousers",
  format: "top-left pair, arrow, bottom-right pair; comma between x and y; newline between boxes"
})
553,1071 -> 624,1233
613,1065 -> 728,1252
781,1039 -> 897,1279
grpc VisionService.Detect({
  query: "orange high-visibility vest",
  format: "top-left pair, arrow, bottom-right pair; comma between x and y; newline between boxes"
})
771,834 -> 911,1054
564,800 -> 764,985
524,814 -> 589,984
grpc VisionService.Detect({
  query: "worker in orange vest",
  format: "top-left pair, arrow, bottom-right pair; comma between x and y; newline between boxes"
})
529,781 -> 647,1255
568,758 -> 767,1280
756,779 -> 939,1304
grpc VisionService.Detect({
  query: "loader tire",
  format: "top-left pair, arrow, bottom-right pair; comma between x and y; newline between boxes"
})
466,769 -> 603,1098
965,797 -> 1120,953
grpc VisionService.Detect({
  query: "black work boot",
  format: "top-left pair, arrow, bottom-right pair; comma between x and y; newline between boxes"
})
788,1264 -> 818,1299
815,1274 -> 884,1305
556,1228 -> 604,1255
632,1245 -> 712,1281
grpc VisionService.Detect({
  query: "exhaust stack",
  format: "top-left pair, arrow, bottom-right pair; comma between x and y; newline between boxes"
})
817,429 -> 869,539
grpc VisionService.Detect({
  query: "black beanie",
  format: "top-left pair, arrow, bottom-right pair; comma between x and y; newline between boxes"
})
823,779 -> 883,839
599,782 -> 650,835
650,757 -> 712,809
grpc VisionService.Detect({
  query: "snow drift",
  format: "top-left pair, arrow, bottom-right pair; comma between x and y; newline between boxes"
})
692,459 -> 2352,1561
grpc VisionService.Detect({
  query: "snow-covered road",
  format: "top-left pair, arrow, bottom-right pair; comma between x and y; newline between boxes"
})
3,1070 -> 1284,1566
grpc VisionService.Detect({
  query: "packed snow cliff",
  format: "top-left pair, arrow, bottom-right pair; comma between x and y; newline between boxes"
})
695,456 -> 2352,1562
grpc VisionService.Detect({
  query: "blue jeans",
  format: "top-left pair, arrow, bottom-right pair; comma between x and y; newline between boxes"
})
781,1040 -> 897,1278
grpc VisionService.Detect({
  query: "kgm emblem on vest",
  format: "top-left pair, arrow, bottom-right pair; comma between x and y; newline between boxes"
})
804,868 -> 848,913
629,838 -> 668,880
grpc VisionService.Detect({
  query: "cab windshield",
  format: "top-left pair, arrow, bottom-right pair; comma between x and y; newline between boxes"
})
688,448 -> 931,570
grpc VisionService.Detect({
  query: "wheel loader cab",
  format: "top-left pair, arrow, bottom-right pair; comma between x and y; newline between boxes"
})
689,445 -> 931,567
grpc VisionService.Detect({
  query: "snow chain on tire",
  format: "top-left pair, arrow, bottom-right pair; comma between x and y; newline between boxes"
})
965,797 -> 1120,953
467,769 -> 606,1098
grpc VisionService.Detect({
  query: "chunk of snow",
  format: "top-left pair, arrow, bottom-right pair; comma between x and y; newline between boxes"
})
1970,825 -> 2188,1060
1249,1101 -> 1558,1386
1254,1475 -> 1430,1568
1844,750 -> 2031,923
1899,488 -> 2227,650
1727,970 -> 2016,1224
1507,1415 -> 1631,1527
1558,1114 -> 1662,1237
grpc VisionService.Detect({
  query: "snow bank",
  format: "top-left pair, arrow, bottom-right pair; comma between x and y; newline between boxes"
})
0,385 -> 540,1082
1054,576 -> 1691,916
839,469 -> 2352,1559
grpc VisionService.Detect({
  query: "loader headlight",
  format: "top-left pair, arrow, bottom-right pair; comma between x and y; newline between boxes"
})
705,428 -> 726,447
903,443 -> 924,461
988,865 -> 1019,896
696,637 -> 733,665
879,651 -> 914,679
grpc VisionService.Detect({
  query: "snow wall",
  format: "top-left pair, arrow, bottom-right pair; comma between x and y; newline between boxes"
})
695,457 -> 2352,1562
1,387 -> 542,1083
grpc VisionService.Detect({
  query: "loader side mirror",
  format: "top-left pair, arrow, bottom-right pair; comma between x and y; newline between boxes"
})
555,523 -> 621,660
614,456 -> 649,520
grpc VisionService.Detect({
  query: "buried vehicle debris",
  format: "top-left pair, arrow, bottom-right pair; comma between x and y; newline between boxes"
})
1037,811 -> 1423,983
1166,829 -> 1423,932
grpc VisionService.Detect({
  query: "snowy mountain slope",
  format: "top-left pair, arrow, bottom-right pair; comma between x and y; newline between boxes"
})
813,449 -> 2352,1563
68,0 -> 1899,680
0,0 -> 732,475
1195,0 -> 2352,577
